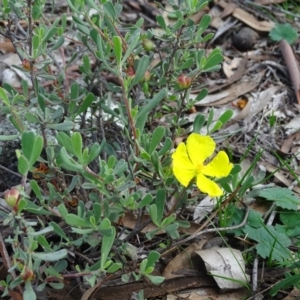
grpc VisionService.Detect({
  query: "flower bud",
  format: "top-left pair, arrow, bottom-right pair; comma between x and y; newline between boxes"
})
22,59 -> 31,71
21,266 -> 35,282
126,65 -> 135,77
4,188 -> 20,207
144,70 -> 151,82
142,39 -> 155,52
177,75 -> 192,89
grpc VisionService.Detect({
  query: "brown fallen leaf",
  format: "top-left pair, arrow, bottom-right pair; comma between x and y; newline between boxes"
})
194,70 -> 264,106
280,132 -> 300,155
255,0 -> 285,3
215,0 -> 275,32
280,39 -> 300,104
0,41 -> 15,52
260,161 -> 300,194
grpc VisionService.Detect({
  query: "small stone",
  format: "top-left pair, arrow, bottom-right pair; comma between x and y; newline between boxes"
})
232,27 -> 259,52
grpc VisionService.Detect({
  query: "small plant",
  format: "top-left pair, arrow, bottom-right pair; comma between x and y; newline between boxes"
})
0,0 -> 300,299
269,23 -> 298,44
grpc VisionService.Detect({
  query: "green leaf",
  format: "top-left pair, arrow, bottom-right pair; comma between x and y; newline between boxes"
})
195,49 -> 205,70
177,58 -> 193,70
269,24 -> 298,44
32,249 -> 68,262
218,109 -> 233,125
50,221 -> 69,241
28,226 -> 53,236
56,132 -> 74,154
107,262 -> 122,273
130,55 -> 150,88
23,281 -> 36,300
113,36 -> 122,66
227,206 -> 263,236
103,1 -> 116,21
50,36 -> 65,51
121,29 -> 140,65
65,214 -> 91,227
21,132 -> 43,166
210,120 -> 222,133
47,121 -> 74,131
270,274 -> 300,296
112,159 -> 127,175
145,251 -> 160,270
83,54 -> 91,74
193,114 -> 206,133
76,93 -> 95,116
149,126 -> 165,154
57,203 -> 68,218
201,32 -> 214,43
156,15 -> 167,31
137,193 -> 153,208
98,218 -> 113,236
93,203 -> 102,224
136,88 -> 167,132
161,214 -> 176,227
30,180 -> 42,201
32,4 -> 42,20
202,53 -> 223,71
86,143 -> 101,164
36,235 -> 51,251
206,108 -> 214,129
0,87 -> 10,106
71,132 -> 83,161
259,187 -> 300,210
58,147 -> 82,172
100,225 -> 116,270
18,155 -> 30,175
41,27 -> 57,44
0,134 -> 20,141
149,204 -> 159,226
155,189 -> 166,224
157,137 -> 172,156
195,88 -> 208,102
146,274 -> 164,285
244,225 -> 291,262
196,14 -> 211,36
171,18 -> 184,33
24,200 -> 51,215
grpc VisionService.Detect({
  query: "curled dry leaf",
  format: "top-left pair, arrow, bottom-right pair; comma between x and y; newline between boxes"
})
194,248 -> 250,291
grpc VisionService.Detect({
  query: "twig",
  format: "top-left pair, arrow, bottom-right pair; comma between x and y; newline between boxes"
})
252,255 -> 259,300
0,164 -> 23,180
0,233 -> 22,293
161,201 -> 249,256
27,0 -> 38,96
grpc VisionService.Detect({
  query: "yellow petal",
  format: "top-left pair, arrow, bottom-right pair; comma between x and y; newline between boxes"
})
186,134 -> 215,165
196,173 -> 223,197
202,151 -> 233,178
172,143 -> 196,187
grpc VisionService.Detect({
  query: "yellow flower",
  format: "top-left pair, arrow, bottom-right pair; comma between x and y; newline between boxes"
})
172,133 -> 233,197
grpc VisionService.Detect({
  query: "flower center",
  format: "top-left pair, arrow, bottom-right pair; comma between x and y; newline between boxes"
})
195,162 -> 203,174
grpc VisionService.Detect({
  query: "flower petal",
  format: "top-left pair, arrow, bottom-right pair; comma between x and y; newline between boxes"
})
196,173 -> 223,197
172,142 -> 196,187
202,151 -> 233,178
186,134 -> 215,165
